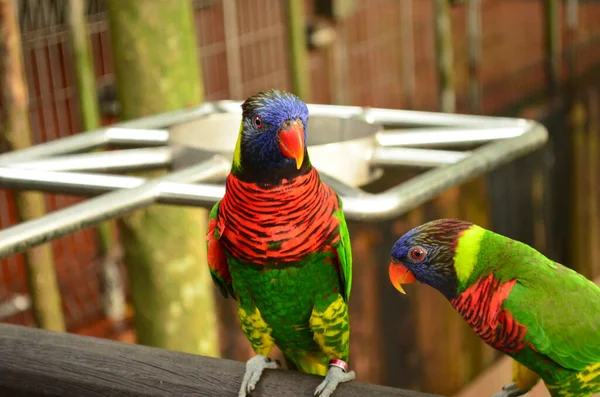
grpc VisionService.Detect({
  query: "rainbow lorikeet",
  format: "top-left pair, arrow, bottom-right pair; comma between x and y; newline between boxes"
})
206,90 -> 354,397
388,219 -> 600,397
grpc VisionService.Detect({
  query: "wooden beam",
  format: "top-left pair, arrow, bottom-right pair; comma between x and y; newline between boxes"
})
434,0 -> 456,113
544,0 -> 561,95
0,323 -> 440,397
285,0 -> 311,101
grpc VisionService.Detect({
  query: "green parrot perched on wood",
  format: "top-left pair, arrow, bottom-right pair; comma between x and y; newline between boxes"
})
206,90 -> 355,397
388,219 -> 600,397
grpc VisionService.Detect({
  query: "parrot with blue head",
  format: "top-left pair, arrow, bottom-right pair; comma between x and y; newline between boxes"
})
207,90 -> 355,397
389,219 -> 600,397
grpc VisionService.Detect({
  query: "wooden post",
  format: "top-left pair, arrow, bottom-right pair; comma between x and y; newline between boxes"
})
222,0 -> 243,99
466,0 -> 481,113
0,0 -> 65,332
565,0 -> 578,85
66,0 -> 125,325
569,100 -> 588,276
434,0 -> 455,113
347,222 -> 385,384
104,0 -> 218,356
66,0 -> 101,132
544,0 -> 561,95
285,0 -> 311,101
400,0 -> 415,109
587,89 -> 600,277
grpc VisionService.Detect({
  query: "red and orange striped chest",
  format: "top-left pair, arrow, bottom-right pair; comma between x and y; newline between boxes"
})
217,168 -> 341,265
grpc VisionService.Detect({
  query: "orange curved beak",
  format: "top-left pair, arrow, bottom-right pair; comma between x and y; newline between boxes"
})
389,262 -> 417,294
278,119 -> 304,169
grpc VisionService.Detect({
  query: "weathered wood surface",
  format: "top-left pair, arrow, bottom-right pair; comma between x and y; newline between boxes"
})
0,323 -> 441,397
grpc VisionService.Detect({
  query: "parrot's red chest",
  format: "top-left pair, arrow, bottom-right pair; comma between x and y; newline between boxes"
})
217,168 -> 341,265
451,274 -> 528,353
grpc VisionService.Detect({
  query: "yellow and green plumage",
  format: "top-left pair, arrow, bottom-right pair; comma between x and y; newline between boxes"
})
389,219 -> 600,397
206,90 -> 353,395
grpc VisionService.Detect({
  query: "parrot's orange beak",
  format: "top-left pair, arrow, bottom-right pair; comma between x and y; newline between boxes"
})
389,261 -> 417,295
278,119 -> 305,169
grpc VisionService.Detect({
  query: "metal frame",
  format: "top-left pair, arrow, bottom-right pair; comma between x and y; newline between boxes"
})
0,101 -> 548,259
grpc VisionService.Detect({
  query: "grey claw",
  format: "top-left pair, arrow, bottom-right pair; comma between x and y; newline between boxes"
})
492,383 -> 529,397
314,366 -> 356,397
238,355 -> 279,397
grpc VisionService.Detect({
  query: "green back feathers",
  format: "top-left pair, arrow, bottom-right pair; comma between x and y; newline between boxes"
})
453,225 -> 559,291
454,226 -> 600,375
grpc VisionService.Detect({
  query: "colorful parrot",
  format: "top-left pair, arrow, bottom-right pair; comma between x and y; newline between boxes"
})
206,90 -> 354,397
388,219 -> 600,397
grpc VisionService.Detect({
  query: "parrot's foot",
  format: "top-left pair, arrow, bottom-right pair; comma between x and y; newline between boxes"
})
492,383 -> 529,397
238,354 -> 279,397
314,360 -> 356,397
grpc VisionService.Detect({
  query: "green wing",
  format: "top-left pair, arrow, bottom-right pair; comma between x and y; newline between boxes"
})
503,257 -> 600,371
206,200 -> 235,299
333,195 -> 352,302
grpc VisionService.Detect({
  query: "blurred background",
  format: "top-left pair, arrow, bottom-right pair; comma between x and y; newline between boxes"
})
0,0 -> 599,396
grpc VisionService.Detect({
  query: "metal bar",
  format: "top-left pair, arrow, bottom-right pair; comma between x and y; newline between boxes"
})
318,172 -> 366,197
0,101 -> 217,164
149,100 -> 531,130
0,166 -> 359,202
375,127 -> 525,147
215,101 -> 528,128
370,147 -> 470,167
0,156 -> 231,258
0,130 -> 107,164
0,128 -> 169,165
0,122 -> 547,258
104,128 -> 170,147
341,121 -> 548,221
360,108 -> 529,128
0,100 -> 530,166
6,147 -> 174,172
0,168 -> 159,195
0,99 -> 549,258
156,182 -> 225,207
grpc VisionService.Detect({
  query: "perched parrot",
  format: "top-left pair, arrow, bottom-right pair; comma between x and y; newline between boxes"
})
207,90 -> 354,397
388,219 -> 600,397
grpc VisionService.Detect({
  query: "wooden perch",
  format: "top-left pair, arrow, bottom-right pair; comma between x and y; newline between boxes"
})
0,323 -> 440,397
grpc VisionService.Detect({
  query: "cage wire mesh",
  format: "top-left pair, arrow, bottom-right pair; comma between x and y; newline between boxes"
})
0,0 -> 110,331
0,0 -> 294,336
1,0 -> 600,340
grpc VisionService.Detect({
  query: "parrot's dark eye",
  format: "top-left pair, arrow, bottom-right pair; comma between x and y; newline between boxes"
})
408,246 -> 426,263
253,116 -> 263,129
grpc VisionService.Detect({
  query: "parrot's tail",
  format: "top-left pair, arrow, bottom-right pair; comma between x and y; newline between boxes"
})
282,352 -> 329,376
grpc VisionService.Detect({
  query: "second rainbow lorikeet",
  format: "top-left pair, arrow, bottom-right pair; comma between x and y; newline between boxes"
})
206,90 -> 354,397
389,219 -> 600,397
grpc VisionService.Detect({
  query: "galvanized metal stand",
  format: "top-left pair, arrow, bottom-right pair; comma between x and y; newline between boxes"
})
0,101 -> 548,259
